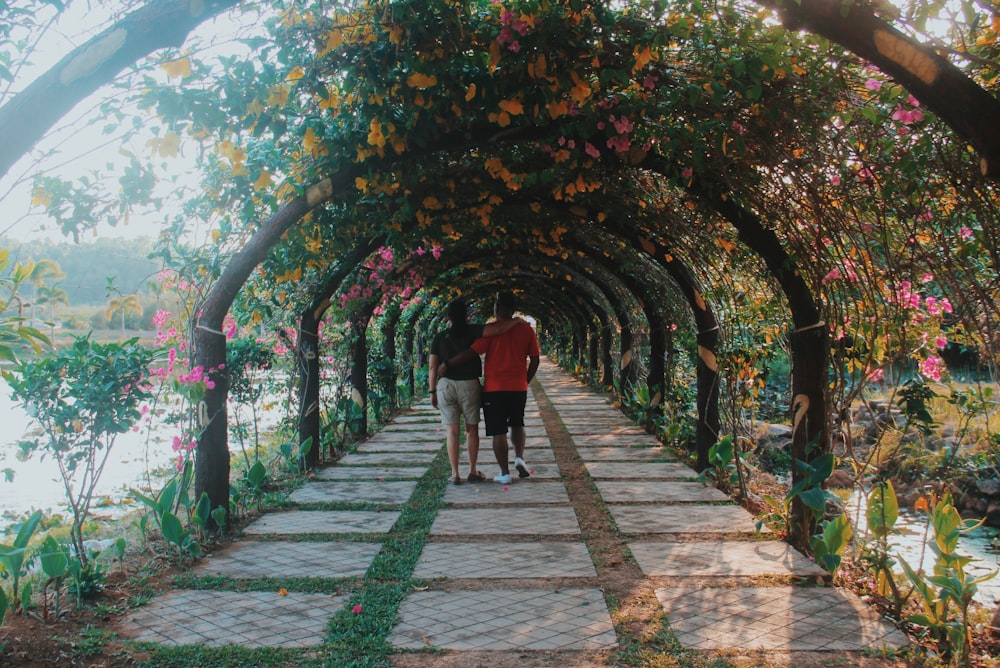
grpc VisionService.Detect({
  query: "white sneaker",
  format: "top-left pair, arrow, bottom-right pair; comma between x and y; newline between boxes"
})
493,473 -> 512,484
514,457 -> 530,479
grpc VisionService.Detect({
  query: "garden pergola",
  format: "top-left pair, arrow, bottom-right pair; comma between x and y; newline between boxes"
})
4,1 -> 999,547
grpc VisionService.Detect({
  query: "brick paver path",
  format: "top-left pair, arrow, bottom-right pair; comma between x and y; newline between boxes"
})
117,358 -> 909,665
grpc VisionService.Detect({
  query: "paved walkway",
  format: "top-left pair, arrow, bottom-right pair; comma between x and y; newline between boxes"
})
118,358 -> 909,664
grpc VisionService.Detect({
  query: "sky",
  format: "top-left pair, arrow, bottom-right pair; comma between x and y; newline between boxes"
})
0,1 -> 254,245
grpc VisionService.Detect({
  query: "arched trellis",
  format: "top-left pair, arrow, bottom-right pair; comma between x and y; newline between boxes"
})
176,9 -> 1000,550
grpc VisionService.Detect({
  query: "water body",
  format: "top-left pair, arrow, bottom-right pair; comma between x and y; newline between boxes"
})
847,493 -> 1000,609
0,391 -> 177,534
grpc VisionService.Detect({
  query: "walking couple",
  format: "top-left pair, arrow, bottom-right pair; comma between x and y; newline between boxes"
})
428,291 -> 541,485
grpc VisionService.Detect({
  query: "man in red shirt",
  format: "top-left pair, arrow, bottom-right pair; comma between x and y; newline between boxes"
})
438,291 -> 540,483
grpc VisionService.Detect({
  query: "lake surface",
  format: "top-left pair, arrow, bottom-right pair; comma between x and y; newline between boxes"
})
0,390 -> 179,533
847,492 -> 1000,608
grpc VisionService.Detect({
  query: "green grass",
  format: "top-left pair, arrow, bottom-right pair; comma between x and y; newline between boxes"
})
132,447 -> 451,668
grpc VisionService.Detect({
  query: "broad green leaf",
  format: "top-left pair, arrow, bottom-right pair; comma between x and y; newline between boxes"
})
867,480 -> 898,538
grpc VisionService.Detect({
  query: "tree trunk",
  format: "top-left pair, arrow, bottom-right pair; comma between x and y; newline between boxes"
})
763,0 -> 1000,178
601,325 -> 614,388
347,317 -> 370,442
297,300 -> 325,469
0,0 -> 240,179
193,325 -> 229,530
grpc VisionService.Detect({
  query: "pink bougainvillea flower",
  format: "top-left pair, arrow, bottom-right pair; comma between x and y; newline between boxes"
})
352,605 -> 363,614
822,268 -> 841,285
830,174 -> 841,186
959,226 -> 974,240
864,78 -> 882,91
919,355 -> 945,381
935,336 -> 948,349
584,142 -> 600,158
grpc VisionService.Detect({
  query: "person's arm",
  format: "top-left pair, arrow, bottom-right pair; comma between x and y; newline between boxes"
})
527,355 -> 540,383
482,316 -> 526,337
428,353 -> 440,407
437,347 -> 477,378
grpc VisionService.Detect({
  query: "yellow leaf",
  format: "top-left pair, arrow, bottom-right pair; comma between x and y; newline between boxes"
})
254,170 -> 272,192
465,83 -> 477,101
161,58 -> 191,79
288,66 -> 305,81
489,40 -> 501,72
498,99 -> 523,115
247,98 -> 265,116
367,118 -> 386,147
303,127 -> 320,156
407,72 -> 438,89
389,25 -> 404,44
320,29 -> 343,55
715,237 -> 736,253
494,111 -> 511,127
546,100 -> 569,119
355,177 -> 368,191
279,588 -> 288,597
266,85 -> 290,107
632,46 -> 654,72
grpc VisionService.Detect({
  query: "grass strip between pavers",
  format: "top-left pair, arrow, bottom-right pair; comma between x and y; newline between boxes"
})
320,451 -> 450,667
136,436 -> 451,668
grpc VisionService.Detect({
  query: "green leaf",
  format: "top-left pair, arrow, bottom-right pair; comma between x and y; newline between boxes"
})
247,460 -> 268,487
39,536 -> 69,578
867,480 -> 898,538
160,511 -> 186,547
192,492 -> 212,529
0,586 -> 7,626
798,487 -> 828,513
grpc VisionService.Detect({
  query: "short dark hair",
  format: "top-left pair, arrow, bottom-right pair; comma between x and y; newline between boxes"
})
447,299 -> 468,324
495,291 -> 516,309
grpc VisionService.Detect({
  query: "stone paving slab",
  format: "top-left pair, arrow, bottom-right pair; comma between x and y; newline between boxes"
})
412,541 -> 596,579
609,504 -> 762,534
567,425 -> 647,436
289,480 -> 418,505
388,414 -> 441,423
362,430 -> 442,443
478,462 -> 561,479
356,440 -> 442,453
572,434 -> 663,447
388,588 -> 617,651
585,461 -> 698,480
595,480 -> 730,503
654,586 -> 909,651
629,541 -> 826,577
120,589 -> 346,647
561,418 -> 637,428
196,541 -> 382,579
315,465 -> 427,480
337,451 -> 439,466
382,422 -> 451,432
576,446 -> 677,462
243,510 -> 400,535
444,480 -> 571,505
431,506 -> 581,535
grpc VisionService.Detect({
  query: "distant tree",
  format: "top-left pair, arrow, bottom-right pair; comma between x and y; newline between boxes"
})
0,249 -> 49,362
36,282 -> 69,335
21,258 -> 65,321
105,293 -> 143,335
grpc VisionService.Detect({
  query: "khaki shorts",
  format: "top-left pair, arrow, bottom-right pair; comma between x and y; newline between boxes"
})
438,377 -> 482,426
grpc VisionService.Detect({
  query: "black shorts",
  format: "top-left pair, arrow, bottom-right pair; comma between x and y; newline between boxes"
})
481,391 -> 527,437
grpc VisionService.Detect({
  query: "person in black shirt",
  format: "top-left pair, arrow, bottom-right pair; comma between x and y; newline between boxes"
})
428,299 -> 523,484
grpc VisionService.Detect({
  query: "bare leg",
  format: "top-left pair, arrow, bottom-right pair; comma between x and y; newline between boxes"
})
493,433 -> 510,475
446,423 -> 461,478
465,423 -> 480,475
511,425 -> 526,460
